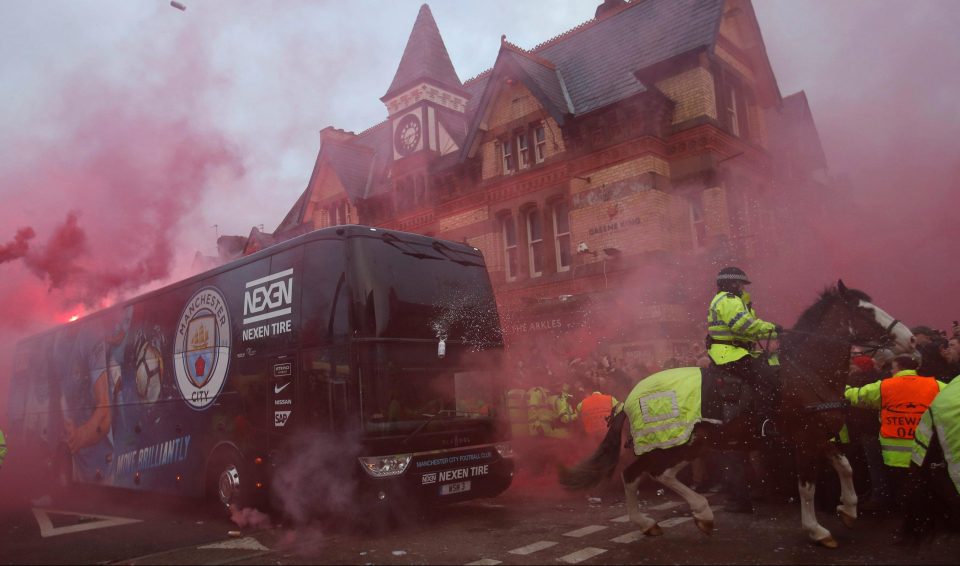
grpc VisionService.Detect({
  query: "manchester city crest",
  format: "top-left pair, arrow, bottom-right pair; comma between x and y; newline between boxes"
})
174,287 -> 231,410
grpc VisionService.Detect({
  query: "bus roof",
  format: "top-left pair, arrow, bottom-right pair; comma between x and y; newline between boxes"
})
16,225 -> 487,343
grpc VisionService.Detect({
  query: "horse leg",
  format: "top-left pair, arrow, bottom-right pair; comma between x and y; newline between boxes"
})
825,446 -> 857,528
622,459 -> 661,535
653,460 -> 714,535
795,445 -> 837,548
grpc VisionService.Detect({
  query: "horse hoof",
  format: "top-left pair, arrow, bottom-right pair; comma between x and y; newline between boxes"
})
644,523 -> 664,537
838,510 -> 856,529
816,536 -> 839,549
694,518 -> 714,535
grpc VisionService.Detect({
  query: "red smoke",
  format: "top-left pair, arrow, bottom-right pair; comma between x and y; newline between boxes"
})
0,20 -> 245,426
0,228 -> 35,264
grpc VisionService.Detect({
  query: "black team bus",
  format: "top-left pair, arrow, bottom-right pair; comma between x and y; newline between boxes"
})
7,226 -> 514,515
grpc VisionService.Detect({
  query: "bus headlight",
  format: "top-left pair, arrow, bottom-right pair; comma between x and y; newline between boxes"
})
495,443 -> 514,458
359,454 -> 412,478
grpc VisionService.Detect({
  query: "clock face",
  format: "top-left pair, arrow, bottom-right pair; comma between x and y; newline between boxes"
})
394,114 -> 421,156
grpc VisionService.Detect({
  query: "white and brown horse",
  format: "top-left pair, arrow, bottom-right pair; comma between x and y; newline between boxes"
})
559,281 -> 917,548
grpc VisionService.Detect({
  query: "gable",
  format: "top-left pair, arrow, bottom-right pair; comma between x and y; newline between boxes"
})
714,0 -> 781,106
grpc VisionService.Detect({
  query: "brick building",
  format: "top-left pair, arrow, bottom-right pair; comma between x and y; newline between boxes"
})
223,0 -> 829,377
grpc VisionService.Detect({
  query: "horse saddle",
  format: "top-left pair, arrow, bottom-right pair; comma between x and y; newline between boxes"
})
700,364 -> 749,424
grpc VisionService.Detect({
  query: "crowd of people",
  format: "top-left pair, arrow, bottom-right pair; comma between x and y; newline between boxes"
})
505,267 -> 960,531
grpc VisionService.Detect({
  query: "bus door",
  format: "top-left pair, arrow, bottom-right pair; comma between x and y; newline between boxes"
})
270,354 -> 296,431
300,347 -> 352,433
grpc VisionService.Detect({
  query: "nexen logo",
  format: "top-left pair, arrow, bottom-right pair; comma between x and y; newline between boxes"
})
244,268 -> 294,325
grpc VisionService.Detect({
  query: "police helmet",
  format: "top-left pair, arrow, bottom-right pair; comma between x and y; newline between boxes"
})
717,266 -> 751,284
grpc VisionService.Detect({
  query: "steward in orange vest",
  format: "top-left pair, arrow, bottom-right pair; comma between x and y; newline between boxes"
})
576,391 -> 622,437
845,354 -> 947,468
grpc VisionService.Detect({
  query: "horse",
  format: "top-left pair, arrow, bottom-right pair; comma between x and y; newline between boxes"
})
559,281 -> 917,548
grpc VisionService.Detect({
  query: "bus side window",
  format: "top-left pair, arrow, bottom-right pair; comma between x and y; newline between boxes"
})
302,239 -> 347,347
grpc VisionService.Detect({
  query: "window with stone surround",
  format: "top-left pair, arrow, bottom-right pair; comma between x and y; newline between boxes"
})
551,200 -> 571,272
525,207 -> 544,278
534,124 -> 546,163
689,195 -> 707,249
720,72 -> 751,141
500,140 -> 514,174
499,122 -> 550,176
500,212 -> 519,281
517,132 -> 530,169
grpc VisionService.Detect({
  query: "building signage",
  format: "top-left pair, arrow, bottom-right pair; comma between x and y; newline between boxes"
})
588,216 -> 641,236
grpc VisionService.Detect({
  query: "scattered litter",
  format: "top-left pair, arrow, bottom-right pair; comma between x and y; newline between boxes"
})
360,552 -> 367,556
588,497 -> 602,505
392,550 -> 407,556
228,530 -> 242,537
656,489 -> 665,496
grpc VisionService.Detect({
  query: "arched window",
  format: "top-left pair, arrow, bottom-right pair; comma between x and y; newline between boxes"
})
500,213 -> 518,281
525,207 -> 544,278
551,200 -> 571,272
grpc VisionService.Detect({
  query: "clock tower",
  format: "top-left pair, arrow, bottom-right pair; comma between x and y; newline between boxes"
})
381,4 -> 469,169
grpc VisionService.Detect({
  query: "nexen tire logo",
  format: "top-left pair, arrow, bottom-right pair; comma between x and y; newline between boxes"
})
244,268 -> 294,324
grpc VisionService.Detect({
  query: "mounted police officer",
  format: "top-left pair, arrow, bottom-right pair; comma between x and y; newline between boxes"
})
706,266 -> 782,437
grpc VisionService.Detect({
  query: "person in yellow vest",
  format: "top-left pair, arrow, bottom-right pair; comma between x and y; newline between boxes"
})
845,354 -> 947,511
577,391 -> 621,440
527,385 -> 554,437
706,267 -> 781,438
549,383 -> 575,439
0,426 -> 6,471
901,377 -> 960,537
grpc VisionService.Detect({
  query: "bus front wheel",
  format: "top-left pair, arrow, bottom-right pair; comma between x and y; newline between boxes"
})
207,449 -> 250,514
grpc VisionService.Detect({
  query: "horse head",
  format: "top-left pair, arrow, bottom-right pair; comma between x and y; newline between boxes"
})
836,279 -> 917,357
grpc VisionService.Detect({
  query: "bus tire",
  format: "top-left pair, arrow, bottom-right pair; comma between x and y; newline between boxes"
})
206,448 -> 250,515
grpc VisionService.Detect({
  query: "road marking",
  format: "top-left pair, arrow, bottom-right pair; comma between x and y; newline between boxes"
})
32,508 -> 141,538
558,547 -> 607,564
198,537 -> 269,551
648,501 -> 681,511
563,525 -> 607,538
508,541 -> 557,555
659,516 -> 693,528
465,560 -> 502,565
611,530 -> 646,544
610,514 -> 630,523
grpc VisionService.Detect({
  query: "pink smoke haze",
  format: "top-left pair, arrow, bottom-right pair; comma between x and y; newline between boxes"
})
0,20 -> 246,422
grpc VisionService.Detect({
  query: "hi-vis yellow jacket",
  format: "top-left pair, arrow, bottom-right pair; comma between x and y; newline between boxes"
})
707,291 -> 778,365
912,378 -> 960,495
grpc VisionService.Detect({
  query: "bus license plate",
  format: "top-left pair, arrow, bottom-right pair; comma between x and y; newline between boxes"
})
440,481 -> 471,496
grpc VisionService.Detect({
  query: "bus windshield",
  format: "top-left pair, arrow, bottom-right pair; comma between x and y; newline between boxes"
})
350,234 -> 502,347
359,342 -> 502,435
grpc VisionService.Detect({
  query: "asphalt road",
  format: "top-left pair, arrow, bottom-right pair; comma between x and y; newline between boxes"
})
1,471 -> 957,565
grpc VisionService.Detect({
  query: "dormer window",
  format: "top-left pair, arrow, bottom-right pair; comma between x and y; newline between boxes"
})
727,86 -> 740,137
534,124 -> 546,163
501,140 -> 515,174
517,132 -> 530,169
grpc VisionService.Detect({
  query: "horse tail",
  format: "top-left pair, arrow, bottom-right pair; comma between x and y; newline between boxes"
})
558,410 -> 628,491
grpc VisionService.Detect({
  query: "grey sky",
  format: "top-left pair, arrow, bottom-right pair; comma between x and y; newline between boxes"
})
1,0 -> 958,275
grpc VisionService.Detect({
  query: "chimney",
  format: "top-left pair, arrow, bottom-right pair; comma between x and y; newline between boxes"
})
320,126 -> 357,145
595,0 -> 627,20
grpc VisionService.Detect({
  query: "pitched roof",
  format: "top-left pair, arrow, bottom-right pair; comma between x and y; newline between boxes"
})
382,4 -> 463,101
533,0 -> 725,115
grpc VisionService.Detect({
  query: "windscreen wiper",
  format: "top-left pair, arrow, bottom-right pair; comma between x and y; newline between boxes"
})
431,241 -> 485,267
381,232 -> 443,260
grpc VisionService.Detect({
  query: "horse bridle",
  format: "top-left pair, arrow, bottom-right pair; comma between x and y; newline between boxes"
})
850,317 -> 901,356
